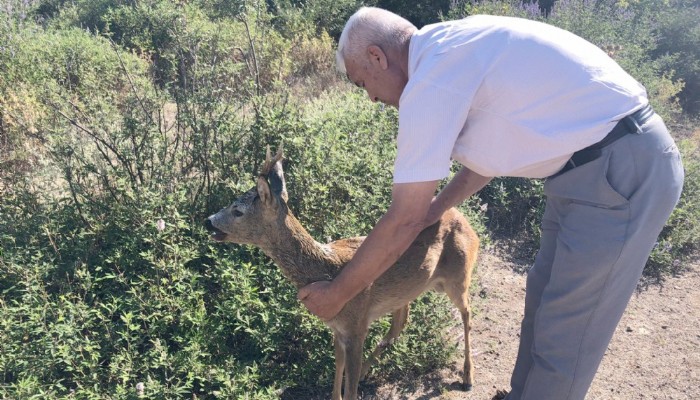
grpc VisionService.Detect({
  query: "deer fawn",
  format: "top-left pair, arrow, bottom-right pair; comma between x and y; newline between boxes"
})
206,146 -> 479,400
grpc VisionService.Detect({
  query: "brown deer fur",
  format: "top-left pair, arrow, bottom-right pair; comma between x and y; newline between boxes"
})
206,146 -> 479,400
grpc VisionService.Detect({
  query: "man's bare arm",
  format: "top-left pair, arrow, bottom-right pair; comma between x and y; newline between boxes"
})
424,166 -> 493,227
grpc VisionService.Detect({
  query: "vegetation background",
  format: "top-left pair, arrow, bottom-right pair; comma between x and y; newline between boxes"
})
0,0 -> 698,398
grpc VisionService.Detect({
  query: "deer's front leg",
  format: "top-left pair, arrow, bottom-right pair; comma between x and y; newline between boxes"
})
342,332 -> 367,400
332,335 -> 345,400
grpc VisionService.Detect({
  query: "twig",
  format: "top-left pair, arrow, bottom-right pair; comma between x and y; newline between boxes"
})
238,16 -> 260,96
45,99 -> 138,185
109,39 -> 157,128
64,167 -> 93,231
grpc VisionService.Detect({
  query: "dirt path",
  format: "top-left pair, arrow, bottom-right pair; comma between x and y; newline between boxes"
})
369,249 -> 700,400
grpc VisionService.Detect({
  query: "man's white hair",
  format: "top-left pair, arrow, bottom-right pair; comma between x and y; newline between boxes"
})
336,7 -> 417,74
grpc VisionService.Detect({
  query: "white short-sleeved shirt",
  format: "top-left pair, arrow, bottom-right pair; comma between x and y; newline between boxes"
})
393,15 -> 648,183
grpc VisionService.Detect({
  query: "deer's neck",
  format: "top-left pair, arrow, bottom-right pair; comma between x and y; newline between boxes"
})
262,214 -> 340,288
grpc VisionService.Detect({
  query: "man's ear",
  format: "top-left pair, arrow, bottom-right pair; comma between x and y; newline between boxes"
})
367,45 -> 388,70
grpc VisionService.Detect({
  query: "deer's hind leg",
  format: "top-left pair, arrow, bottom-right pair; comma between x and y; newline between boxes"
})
445,281 -> 474,391
360,305 -> 410,379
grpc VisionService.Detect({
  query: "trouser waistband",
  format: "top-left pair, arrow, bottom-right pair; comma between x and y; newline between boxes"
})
555,104 -> 655,176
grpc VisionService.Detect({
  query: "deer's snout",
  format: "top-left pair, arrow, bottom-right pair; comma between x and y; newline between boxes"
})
205,217 -> 228,241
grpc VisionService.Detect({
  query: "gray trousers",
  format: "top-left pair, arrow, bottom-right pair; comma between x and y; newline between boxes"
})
507,113 -> 684,400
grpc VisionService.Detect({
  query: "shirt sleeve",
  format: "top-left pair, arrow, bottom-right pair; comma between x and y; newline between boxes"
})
393,79 -> 475,184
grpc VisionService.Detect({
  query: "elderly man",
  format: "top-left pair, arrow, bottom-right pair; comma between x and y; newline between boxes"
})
298,7 -> 684,400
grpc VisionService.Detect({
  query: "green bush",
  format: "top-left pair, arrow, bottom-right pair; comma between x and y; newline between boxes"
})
477,177 -> 545,256
270,0 -> 366,39
375,0 -> 452,27
0,18 -> 158,203
646,136 -> 700,281
0,187 -> 282,399
637,0 -> 700,116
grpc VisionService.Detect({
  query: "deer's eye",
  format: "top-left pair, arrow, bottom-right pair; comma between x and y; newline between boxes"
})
233,210 -> 244,218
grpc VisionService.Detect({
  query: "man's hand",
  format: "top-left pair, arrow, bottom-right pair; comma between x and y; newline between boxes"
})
298,280 -> 347,321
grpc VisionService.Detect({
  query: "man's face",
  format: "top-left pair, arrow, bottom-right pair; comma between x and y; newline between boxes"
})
344,46 -> 407,108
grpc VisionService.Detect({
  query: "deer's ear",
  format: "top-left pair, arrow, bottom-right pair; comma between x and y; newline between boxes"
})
268,160 -> 288,202
257,176 -> 273,205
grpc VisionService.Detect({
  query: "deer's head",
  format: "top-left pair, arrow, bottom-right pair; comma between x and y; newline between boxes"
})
206,145 -> 288,244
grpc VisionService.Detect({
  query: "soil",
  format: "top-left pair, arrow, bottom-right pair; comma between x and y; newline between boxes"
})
366,248 -> 700,400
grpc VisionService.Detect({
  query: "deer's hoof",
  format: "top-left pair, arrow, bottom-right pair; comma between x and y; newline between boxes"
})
463,383 -> 473,391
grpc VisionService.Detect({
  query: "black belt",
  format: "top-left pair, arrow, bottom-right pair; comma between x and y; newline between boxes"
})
555,104 -> 655,176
